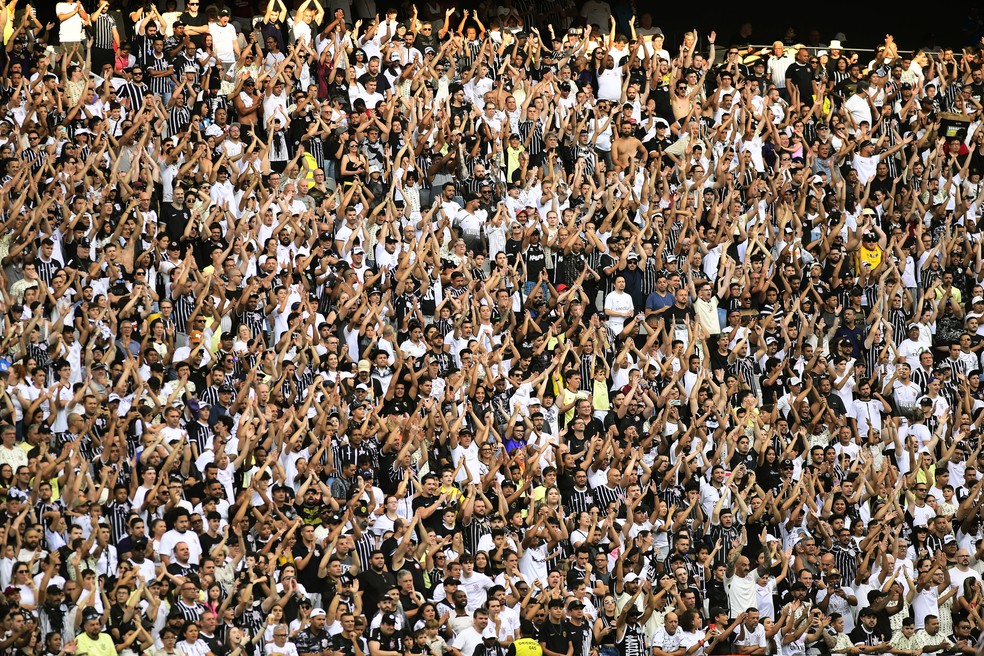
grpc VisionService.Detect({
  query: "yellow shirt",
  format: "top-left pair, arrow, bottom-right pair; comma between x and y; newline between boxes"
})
857,244 -> 883,271
592,379 -> 609,413
76,632 -> 118,656
438,484 -> 463,506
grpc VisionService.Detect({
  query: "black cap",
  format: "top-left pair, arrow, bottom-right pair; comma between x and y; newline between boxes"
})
381,613 -> 398,624
780,459 -> 794,468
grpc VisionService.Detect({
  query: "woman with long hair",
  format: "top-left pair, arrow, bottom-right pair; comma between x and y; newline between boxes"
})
954,577 -> 982,618
592,595 -> 618,656
677,609 -> 706,654
175,621 -> 212,656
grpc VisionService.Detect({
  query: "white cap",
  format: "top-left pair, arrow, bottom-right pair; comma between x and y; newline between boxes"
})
788,377 -> 801,386
623,573 -> 639,583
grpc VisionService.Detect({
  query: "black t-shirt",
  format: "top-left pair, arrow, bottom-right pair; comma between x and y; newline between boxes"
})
849,625 -> 887,648
413,493 -> 448,533
369,628 -> 405,653
167,561 -> 199,578
525,244 -> 547,278
539,620 -> 569,654
566,621 -> 591,656
292,541 -> 325,589
332,632 -> 368,656
665,304 -> 696,326
358,568 -> 396,617
358,72 -> 392,94
505,237 -> 524,267
180,11 -> 210,47
162,203 -> 192,244
785,61 -> 814,99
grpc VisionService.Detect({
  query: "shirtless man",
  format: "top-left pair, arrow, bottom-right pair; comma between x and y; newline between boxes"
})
613,122 -> 648,172
671,78 -> 696,122
233,74 -> 264,138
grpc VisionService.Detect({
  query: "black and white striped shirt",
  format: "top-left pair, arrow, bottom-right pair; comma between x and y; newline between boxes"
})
118,81 -> 149,113
911,367 -> 933,395
147,53 -> 175,96
104,499 -> 132,545
199,385 -> 221,407
354,531 -> 375,566
172,599 -> 205,622
173,292 -> 197,333
518,118 -> 544,156
167,104 -> 192,138
563,486 -> 595,516
592,484 -> 624,510
572,143 -> 597,179
639,258 -> 660,297
237,309 -> 266,338
22,147 -> 45,173
828,541 -> 860,585
92,13 -> 116,50
188,420 -> 214,456
35,257 -> 60,286
707,522 -> 742,567
333,442 -> 376,470
463,515 -> 491,554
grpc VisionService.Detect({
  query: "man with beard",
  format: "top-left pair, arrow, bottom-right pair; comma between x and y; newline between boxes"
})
369,613 -> 405,656
565,599 -> 591,656
296,607 -> 332,656
358,550 -> 395,619
162,185 -> 192,244
848,379 -> 890,443
331,612 -> 367,656
612,121 -> 647,172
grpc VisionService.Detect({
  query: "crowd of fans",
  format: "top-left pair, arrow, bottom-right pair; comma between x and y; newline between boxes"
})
0,1 -> 983,656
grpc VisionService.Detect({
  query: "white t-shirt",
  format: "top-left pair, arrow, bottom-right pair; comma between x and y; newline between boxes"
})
293,20 -> 313,46
726,570 -> 758,615
209,22 -> 238,63
596,67 -> 624,102
451,442 -> 482,484
451,627 -> 483,656
852,153 -> 881,185
57,3 -> 86,42
604,290 -> 634,333
159,528 -> 203,564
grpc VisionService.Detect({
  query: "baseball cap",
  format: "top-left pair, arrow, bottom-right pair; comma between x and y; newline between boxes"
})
358,359 -> 371,372
310,608 -> 327,617
381,613 -> 398,625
